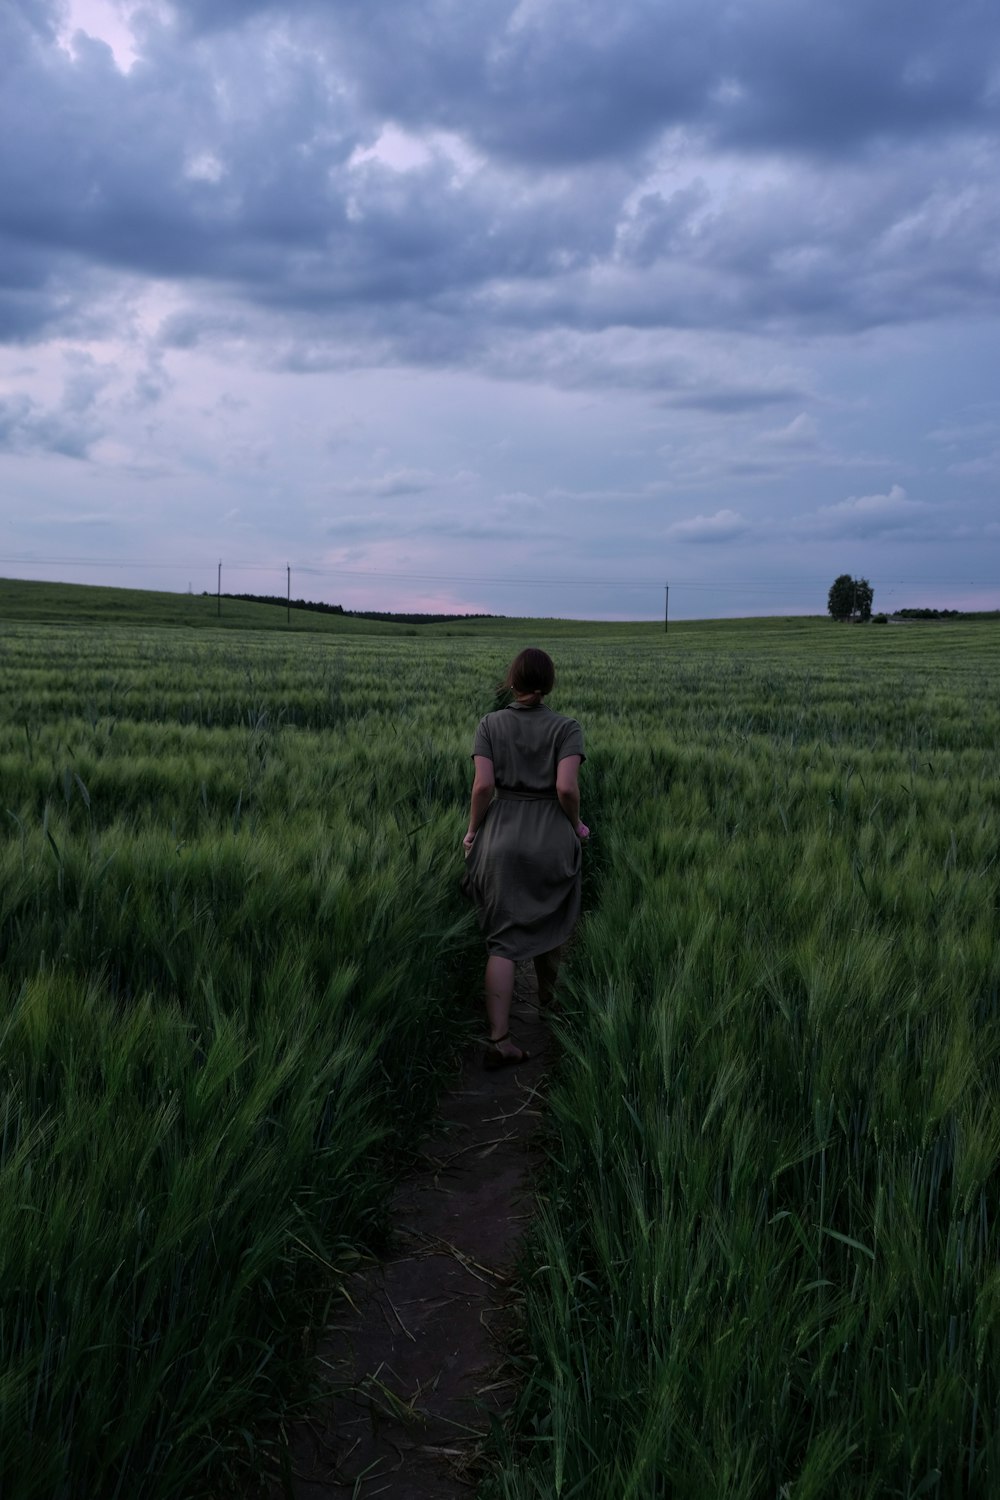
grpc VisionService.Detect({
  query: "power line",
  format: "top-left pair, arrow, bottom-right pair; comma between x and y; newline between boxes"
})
0,556 -> 996,594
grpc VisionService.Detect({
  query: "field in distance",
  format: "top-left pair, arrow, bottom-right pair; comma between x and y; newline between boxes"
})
1,572 -> 779,636
0,575 -> 404,633
4,573 -> 998,646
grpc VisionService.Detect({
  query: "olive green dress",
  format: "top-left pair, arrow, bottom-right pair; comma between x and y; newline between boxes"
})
462,702 -> 585,961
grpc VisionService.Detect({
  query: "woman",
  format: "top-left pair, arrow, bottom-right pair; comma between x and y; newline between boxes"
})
462,647 -> 590,1069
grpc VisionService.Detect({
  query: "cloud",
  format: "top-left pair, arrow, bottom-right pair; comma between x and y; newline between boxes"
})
54,510 -> 116,525
0,346 -> 114,456
322,483 -> 547,544
664,508 -> 750,543
927,414 -> 1000,446
0,391 -> 95,457
809,484 -> 933,537
758,413 -> 819,447
946,450 -> 1000,478
325,467 -> 480,498
333,468 -> 437,498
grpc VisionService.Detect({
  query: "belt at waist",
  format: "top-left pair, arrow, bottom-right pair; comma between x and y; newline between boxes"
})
495,788 -> 558,802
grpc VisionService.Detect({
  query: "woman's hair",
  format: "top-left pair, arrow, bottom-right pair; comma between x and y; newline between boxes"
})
501,647 -> 555,697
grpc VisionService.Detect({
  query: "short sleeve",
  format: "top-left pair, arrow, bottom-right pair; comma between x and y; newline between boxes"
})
472,715 -> 494,760
556,717 -> 585,763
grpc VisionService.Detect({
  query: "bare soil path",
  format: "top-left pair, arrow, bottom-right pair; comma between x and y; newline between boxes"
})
268,969 -> 548,1498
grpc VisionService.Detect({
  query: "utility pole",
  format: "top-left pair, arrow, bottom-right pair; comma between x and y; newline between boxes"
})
664,581 -> 669,635
287,564 -> 291,625
217,560 -> 221,619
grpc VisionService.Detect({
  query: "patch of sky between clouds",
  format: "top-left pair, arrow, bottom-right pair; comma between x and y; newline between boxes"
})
59,0 -> 141,69
349,123 -> 484,185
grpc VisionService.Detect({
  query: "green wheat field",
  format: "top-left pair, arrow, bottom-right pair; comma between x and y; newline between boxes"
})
2,577 -> 999,1499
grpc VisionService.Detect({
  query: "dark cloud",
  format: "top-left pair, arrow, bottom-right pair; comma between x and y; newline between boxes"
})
315,0 -> 715,166
285,0 -> 1000,165
0,0 -> 998,374
0,391 -> 96,457
715,0 -> 999,154
663,385 -> 805,415
1,0 -> 60,52
0,346 -> 109,456
0,283 -> 68,342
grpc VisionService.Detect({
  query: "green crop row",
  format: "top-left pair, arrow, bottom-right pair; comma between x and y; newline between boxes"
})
0,623 -> 499,1498
488,626 -> 1000,1498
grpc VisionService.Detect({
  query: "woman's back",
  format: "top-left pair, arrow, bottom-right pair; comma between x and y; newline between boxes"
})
474,703 -> 584,794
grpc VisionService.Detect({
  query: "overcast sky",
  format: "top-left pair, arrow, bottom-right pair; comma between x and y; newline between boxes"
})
2,0 -> 999,618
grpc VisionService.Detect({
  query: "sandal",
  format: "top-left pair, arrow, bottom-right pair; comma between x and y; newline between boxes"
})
483,1032 -> 531,1071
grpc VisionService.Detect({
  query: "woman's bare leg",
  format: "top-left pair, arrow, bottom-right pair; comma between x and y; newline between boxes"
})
533,946 -> 562,1009
484,955 -> 525,1056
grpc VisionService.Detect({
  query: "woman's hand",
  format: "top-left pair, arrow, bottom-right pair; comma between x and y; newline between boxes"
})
463,829 -> 477,857
576,821 -> 590,841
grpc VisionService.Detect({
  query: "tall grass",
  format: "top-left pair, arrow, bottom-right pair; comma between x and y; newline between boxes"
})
488,623 -> 1000,1498
0,623 -> 488,1496
3,612 -> 998,1496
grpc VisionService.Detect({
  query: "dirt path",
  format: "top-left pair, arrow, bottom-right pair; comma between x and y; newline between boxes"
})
268,969 -> 548,1498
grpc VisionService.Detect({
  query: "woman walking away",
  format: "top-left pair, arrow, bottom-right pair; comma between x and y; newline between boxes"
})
462,648 -> 590,1069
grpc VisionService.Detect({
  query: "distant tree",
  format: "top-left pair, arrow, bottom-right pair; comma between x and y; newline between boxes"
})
827,574 -> 853,620
828,574 -> 873,621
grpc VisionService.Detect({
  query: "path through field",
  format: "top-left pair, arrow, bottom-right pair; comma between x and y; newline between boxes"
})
270,967 -> 548,1497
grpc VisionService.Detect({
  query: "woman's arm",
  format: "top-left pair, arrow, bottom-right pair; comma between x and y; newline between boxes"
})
463,755 -> 495,852
556,755 -> 588,839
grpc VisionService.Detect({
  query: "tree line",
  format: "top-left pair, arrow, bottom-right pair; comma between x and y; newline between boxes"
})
206,591 -> 498,625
